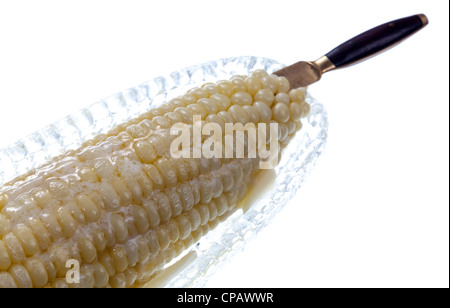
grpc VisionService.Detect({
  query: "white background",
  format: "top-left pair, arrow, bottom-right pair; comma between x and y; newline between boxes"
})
0,1 -> 448,288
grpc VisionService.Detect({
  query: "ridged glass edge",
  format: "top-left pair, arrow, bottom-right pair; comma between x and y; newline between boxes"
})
0,56 -> 285,187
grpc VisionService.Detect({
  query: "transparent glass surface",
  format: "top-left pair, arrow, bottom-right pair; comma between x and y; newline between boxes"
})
0,56 -> 328,287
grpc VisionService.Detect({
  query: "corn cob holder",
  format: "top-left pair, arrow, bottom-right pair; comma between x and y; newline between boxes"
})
0,14 -> 427,288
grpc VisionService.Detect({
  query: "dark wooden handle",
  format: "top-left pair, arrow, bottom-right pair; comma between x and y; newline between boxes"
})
326,14 -> 428,68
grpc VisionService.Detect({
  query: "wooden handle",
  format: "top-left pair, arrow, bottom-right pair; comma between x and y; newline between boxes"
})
325,14 -> 428,69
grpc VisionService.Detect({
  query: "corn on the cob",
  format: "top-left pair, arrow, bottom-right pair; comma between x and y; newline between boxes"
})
0,69 -> 309,288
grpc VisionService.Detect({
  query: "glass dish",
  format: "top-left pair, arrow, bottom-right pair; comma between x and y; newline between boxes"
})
0,56 -> 328,287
